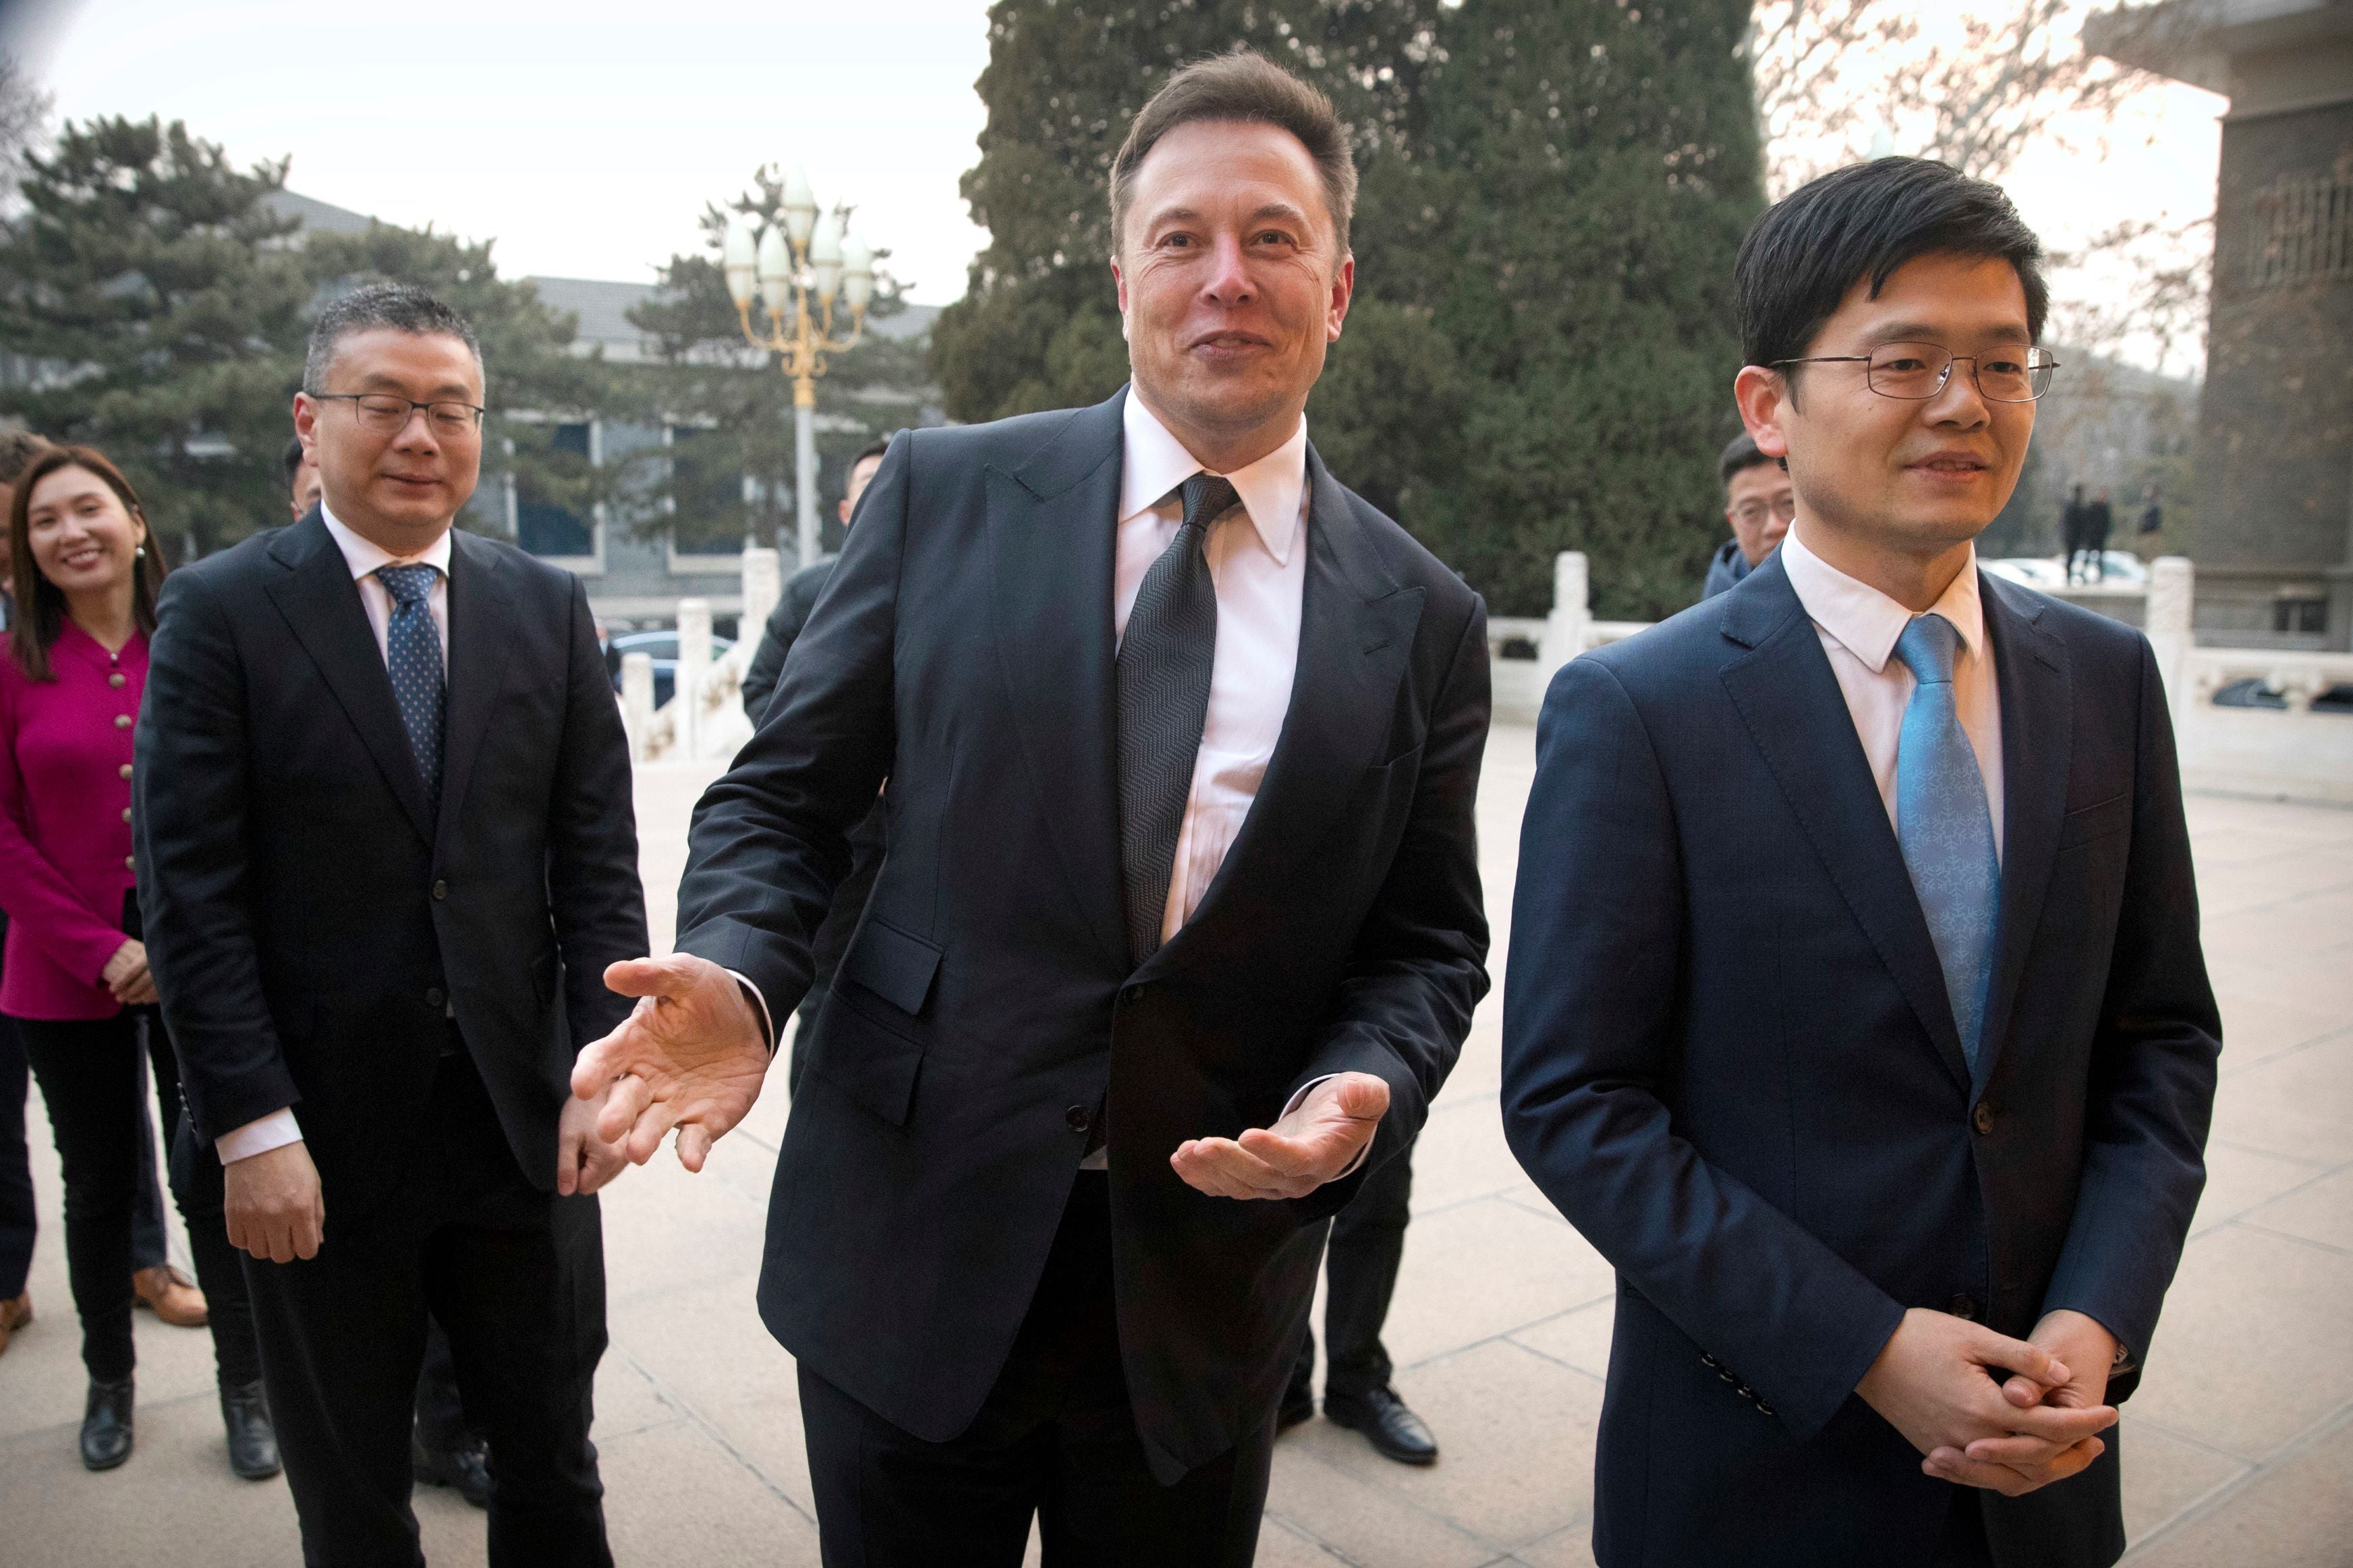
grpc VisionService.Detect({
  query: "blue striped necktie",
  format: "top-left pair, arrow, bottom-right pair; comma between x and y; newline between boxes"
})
1891,613 -> 1999,1068
376,563 -> 446,803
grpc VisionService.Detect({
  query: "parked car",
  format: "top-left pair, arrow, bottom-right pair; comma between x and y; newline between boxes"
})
607,629 -> 734,709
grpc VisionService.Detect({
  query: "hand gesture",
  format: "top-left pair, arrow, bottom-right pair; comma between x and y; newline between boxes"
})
224,1140 -> 325,1263
102,939 -> 158,1006
1931,1308 -> 2120,1493
571,954 -> 770,1173
1170,1071 -> 1389,1200
557,1078 -> 632,1196
1856,1307 -> 2116,1497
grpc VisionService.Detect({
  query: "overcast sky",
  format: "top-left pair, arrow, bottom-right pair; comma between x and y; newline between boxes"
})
5,0 -> 2225,368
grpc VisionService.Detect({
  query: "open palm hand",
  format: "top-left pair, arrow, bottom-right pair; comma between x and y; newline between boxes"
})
571,953 -> 772,1172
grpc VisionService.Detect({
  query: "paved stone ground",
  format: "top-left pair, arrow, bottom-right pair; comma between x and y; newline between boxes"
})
3,724 -> 2348,1566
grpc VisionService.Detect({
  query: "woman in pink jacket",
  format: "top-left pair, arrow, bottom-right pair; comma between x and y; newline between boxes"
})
1,445 -> 272,1478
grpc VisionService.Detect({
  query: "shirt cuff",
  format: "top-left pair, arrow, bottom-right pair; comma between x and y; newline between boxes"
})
216,1108 -> 303,1165
1285,1073 -> 1371,1180
727,969 -> 777,1054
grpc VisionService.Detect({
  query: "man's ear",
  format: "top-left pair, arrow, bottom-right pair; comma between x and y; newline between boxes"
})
1732,365 -> 1793,467
1326,252 -> 1355,343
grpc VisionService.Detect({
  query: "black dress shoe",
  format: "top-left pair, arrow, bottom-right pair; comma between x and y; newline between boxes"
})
1324,1385 -> 1439,1466
1277,1384 -> 1315,1432
220,1380 -> 281,1479
414,1430 -> 492,1509
80,1376 -> 134,1470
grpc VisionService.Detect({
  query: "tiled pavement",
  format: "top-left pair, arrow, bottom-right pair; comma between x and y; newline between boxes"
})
3,725 -> 2348,1566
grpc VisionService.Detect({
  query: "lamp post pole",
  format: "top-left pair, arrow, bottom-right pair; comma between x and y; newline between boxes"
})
722,167 -> 878,571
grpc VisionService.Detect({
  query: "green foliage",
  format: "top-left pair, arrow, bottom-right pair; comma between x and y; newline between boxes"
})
934,0 -> 1765,618
0,117 -> 310,557
628,173 -> 930,553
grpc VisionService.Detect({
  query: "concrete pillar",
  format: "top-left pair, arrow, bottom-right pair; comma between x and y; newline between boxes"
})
621,651 -> 655,761
2146,556 -> 2194,712
741,546 -> 782,641
1541,550 -> 1591,683
676,598 -> 712,760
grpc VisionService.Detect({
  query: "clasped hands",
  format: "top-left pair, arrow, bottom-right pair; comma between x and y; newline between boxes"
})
571,952 -> 1386,1198
1856,1306 -> 2120,1497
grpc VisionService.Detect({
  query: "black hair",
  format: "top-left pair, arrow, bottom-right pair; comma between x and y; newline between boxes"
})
850,438 -> 891,469
1718,433 -> 1774,492
1736,157 -> 2047,372
281,434 -> 306,489
304,282 -> 482,393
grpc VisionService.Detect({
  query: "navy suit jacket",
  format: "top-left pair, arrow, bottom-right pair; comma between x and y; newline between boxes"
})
1501,555 -> 2219,1567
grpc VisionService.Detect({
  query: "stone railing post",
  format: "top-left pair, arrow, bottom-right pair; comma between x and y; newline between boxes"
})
675,598 -> 712,761
1541,550 -> 1591,683
741,546 -> 781,643
620,651 -> 656,761
2146,556 -> 2194,714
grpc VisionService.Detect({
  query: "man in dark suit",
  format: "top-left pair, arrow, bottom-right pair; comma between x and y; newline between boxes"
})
574,49 -> 1490,1567
739,436 -> 889,1095
137,283 -> 646,1565
1502,158 -> 2220,1568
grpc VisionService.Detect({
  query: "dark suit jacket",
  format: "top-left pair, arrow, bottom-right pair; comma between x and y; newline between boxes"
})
674,386 -> 1490,1479
1501,556 -> 2219,1567
134,510 -> 648,1215
740,556 -> 834,721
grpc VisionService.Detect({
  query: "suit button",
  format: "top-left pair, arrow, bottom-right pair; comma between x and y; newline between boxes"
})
1973,1102 -> 1995,1136
114,713 -> 132,728
432,879 -> 449,900
121,807 -> 132,823
426,986 -> 447,1009
119,763 -> 133,780
1950,1294 -> 1979,1320
1065,1104 -> 1092,1133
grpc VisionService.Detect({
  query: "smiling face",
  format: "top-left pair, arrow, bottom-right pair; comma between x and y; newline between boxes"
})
1112,117 -> 1353,469
1736,252 -> 2037,602
293,327 -> 482,553
25,463 -> 146,604
1725,461 -> 1795,568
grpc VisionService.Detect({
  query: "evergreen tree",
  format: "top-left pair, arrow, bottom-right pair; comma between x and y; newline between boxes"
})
932,0 -> 1763,618
0,116 -> 311,557
628,172 -> 930,554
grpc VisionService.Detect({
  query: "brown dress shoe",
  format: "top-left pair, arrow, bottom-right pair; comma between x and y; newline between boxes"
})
132,1265 -> 208,1328
0,1291 -> 30,1356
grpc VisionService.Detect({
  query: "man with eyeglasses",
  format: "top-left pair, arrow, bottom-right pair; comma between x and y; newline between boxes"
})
1503,158 -> 2218,1567
136,283 -> 646,1564
1700,432 -> 1796,601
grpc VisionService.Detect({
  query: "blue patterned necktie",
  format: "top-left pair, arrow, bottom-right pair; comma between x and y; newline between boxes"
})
376,563 -> 446,803
1892,613 -> 2000,1068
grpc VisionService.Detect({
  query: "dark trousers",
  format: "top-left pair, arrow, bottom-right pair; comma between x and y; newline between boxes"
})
0,1012 -> 34,1298
239,1045 -> 610,1568
12,1008 -> 260,1387
799,1173 -> 1274,1568
1291,1137 -> 1413,1404
414,1316 -> 474,1452
128,1049 -> 173,1273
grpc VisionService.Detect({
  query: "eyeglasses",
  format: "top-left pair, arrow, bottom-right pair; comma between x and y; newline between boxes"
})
309,392 -> 486,436
1732,496 -> 1797,526
1769,342 -> 2060,403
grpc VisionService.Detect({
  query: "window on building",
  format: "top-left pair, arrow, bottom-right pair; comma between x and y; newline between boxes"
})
669,426 -> 746,555
515,422 -> 594,558
2273,597 -> 2329,636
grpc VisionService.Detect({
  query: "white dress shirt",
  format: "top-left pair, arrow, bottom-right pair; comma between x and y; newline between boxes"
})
1779,524 -> 2004,857
216,509 -> 456,1165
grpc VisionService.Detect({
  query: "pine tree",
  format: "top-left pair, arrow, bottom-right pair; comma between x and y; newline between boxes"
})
0,117 -> 311,557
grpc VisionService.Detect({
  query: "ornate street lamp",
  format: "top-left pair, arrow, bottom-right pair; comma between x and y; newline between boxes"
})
722,167 -> 878,570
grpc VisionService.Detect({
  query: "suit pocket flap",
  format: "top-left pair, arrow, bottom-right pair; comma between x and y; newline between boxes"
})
840,918 -> 942,1018
2058,792 -> 2130,850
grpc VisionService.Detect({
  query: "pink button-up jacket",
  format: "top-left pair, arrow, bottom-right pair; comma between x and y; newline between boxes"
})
0,622 -> 146,1020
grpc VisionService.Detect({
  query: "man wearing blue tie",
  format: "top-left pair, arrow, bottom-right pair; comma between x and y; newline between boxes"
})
1502,158 -> 2220,1568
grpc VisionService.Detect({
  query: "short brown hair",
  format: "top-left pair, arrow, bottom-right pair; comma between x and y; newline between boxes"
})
1108,48 -> 1357,261
0,427 -> 46,487
8,444 -> 169,682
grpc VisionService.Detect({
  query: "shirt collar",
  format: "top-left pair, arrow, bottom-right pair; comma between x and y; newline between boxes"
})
320,502 -> 453,582
1780,523 -> 1985,676
1118,388 -> 1306,567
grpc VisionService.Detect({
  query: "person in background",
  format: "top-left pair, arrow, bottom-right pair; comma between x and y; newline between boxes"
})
1701,432 -> 1797,600
2080,486 -> 2114,583
2136,483 -> 2161,540
739,436 -> 890,1094
139,283 -> 644,1563
2060,482 -> 2088,585
0,444 -> 274,1476
282,434 -> 322,521
0,426 -> 42,1358
1504,156 -> 2218,1568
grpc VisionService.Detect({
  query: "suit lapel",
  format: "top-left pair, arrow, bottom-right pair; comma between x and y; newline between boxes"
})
262,514 -> 436,845
1152,448 -> 1422,971
1718,559 -> 1971,1092
1972,573 -> 2071,1091
436,529 -> 513,848
986,390 -> 1131,972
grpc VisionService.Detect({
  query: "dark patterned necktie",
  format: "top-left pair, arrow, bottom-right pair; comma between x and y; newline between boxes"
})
376,563 -> 446,804
1115,473 -> 1239,966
